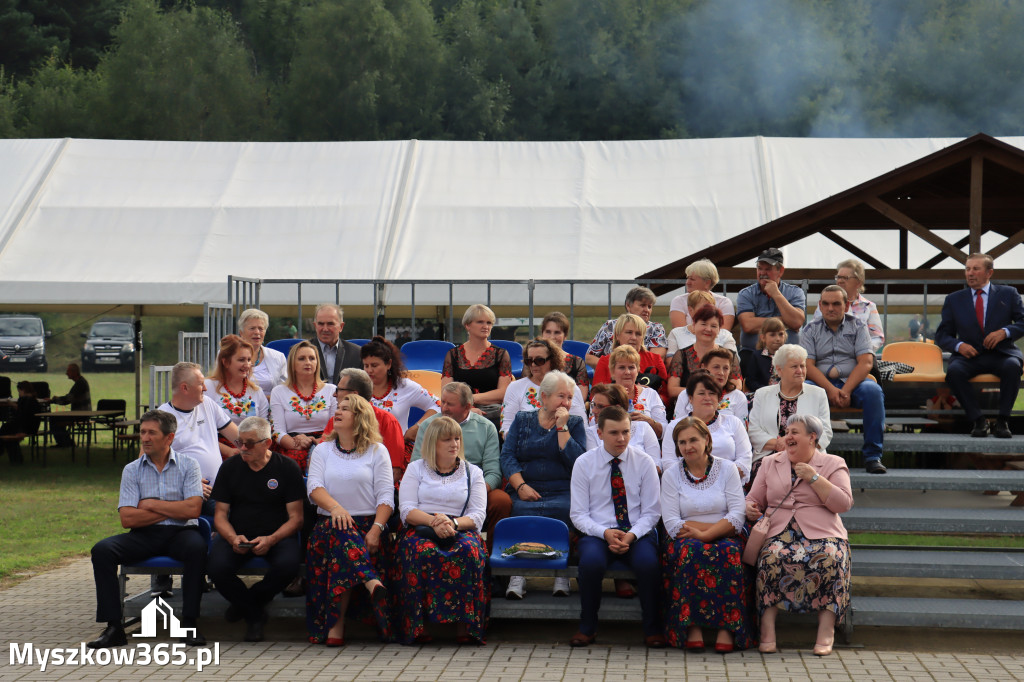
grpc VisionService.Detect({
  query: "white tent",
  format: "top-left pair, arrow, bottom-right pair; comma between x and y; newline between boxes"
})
2,135 -> 1023,309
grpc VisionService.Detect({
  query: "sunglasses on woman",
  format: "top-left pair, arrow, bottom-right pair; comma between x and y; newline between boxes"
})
523,356 -> 551,367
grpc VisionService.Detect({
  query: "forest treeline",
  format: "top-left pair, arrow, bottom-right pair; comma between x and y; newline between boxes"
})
2,0 -> 1024,141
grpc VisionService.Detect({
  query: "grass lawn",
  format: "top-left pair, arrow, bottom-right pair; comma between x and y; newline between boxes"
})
850,532 -> 1024,548
0,449 -> 124,584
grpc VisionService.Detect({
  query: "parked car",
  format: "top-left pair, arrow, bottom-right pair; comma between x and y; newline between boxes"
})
0,315 -> 49,372
81,319 -> 136,371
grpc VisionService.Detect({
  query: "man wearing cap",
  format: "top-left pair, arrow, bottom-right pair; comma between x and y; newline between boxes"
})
736,248 -> 806,362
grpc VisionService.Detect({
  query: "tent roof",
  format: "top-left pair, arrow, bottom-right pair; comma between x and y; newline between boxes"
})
2,135 -> 1023,310
640,133 -> 1024,294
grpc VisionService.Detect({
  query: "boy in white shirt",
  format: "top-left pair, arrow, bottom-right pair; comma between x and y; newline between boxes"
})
569,405 -> 664,648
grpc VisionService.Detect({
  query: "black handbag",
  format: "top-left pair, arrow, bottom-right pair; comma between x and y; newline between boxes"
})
413,465 -> 472,550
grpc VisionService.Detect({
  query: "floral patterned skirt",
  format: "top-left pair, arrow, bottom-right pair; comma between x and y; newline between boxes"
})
755,519 -> 851,622
662,532 -> 755,650
306,515 -> 393,643
273,442 -> 313,473
391,527 -> 489,644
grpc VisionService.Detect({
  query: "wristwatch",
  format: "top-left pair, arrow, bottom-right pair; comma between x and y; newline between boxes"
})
809,473 -> 820,483
557,425 -> 569,432
452,517 -> 460,532
373,522 -> 387,532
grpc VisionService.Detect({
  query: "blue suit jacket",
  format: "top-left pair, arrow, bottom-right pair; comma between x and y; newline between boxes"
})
935,284 -> 1024,361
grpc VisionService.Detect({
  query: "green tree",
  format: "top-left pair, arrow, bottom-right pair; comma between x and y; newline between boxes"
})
14,56 -> 103,137
93,0 -> 267,140
0,68 -> 20,137
281,0 -> 446,140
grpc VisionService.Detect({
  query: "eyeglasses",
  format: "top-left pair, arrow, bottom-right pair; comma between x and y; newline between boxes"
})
234,439 -> 267,450
335,386 -> 354,395
523,356 -> 551,367
835,275 -> 855,282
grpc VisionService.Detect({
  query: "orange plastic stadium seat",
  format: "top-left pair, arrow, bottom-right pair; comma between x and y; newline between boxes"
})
880,342 -> 946,382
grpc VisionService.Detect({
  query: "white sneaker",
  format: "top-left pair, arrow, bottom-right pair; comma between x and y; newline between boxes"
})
506,575 -> 526,600
552,577 -> 571,597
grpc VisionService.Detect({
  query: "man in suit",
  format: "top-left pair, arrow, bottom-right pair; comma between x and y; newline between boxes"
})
935,253 -> 1024,438
310,303 -> 362,385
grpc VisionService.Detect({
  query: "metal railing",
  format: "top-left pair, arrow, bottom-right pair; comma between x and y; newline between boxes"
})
226,275 -> 1024,347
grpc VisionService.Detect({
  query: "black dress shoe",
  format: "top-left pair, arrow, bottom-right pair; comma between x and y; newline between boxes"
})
180,621 -> 207,647
244,610 -> 267,642
993,419 -> 1013,439
971,419 -> 990,438
151,574 -> 173,598
865,460 -> 887,474
225,604 -> 243,623
87,625 -> 127,649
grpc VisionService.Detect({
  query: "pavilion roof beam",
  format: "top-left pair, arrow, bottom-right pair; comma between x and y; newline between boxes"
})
821,229 -> 890,269
866,196 -> 969,265
988,229 -> 1024,260
918,236 -> 971,269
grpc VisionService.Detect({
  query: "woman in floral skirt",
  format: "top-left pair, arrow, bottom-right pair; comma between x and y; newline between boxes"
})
661,417 -> 754,653
305,395 -> 394,645
395,416 -> 488,644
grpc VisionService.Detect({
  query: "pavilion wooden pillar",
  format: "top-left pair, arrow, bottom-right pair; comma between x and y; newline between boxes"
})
969,155 -> 983,255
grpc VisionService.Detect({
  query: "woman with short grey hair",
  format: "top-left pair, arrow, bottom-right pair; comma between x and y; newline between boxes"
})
811,258 -> 884,350
669,259 -> 736,331
442,304 -> 513,426
238,308 -> 288,398
585,286 -> 668,367
748,344 -> 832,478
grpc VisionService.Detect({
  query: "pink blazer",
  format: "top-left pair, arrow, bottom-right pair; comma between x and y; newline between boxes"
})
745,450 -> 853,540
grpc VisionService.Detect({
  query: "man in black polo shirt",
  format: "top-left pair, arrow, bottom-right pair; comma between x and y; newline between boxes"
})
207,416 -> 304,641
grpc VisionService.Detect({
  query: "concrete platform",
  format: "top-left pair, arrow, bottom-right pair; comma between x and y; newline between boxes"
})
831,432 -> 1024,453
841,507 -> 1024,534
849,468 -> 1024,491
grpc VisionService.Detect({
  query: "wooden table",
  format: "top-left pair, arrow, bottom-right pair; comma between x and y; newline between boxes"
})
36,409 -> 125,466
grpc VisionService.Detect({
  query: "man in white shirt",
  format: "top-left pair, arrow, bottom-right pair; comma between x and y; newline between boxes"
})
155,362 -> 239,596
569,405 -> 664,648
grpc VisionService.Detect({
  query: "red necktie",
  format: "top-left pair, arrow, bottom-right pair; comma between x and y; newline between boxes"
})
975,289 -> 985,330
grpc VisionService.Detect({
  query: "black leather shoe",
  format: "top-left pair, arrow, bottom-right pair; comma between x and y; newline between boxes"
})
993,419 -> 1013,439
151,574 -> 173,598
865,460 -> 887,474
244,610 -> 267,642
971,419 -> 990,438
225,604 -> 243,623
180,621 -> 207,647
87,625 -> 127,649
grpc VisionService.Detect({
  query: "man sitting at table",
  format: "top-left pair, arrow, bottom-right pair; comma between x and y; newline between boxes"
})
208,416 -> 304,642
87,410 -> 207,648
49,363 -> 91,447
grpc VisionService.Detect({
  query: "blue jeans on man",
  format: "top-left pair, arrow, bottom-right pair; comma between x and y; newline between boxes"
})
821,377 -> 884,464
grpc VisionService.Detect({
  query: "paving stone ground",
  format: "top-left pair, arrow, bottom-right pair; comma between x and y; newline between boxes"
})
1,558 -> 1022,681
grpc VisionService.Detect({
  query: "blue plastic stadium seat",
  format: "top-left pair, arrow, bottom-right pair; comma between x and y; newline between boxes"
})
349,338 -> 370,347
265,338 -> 304,357
489,517 -> 570,571
491,339 -> 524,378
400,340 -> 455,372
561,340 -> 594,380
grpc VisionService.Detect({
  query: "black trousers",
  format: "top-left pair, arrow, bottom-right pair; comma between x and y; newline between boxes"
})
207,535 -> 301,619
91,525 -> 207,625
946,353 -> 1023,421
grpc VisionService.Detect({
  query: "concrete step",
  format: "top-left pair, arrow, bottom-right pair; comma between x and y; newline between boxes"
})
841,507 -> 1024,534
852,596 -> 1024,630
831,432 -> 1024,454
849,469 -> 1024,492
854,548 -> 1024,580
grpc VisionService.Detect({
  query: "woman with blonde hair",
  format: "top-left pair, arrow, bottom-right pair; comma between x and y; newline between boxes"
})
270,341 -> 337,472
206,335 -> 270,459
395,416 -> 489,644
441,304 -> 514,422
306,395 -> 394,645
591,314 -> 670,404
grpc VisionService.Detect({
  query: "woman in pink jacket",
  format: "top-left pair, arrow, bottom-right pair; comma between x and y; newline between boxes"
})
745,414 -> 853,657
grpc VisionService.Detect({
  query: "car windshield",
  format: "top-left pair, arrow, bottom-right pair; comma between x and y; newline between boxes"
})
0,318 -> 43,336
90,323 -> 132,337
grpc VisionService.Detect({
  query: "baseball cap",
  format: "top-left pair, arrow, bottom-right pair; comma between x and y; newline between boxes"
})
757,248 -> 784,266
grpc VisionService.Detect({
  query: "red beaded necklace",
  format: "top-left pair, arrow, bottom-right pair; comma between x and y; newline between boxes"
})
223,378 -> 247,399
372,382 -> 393,401
294,383 -> 317,402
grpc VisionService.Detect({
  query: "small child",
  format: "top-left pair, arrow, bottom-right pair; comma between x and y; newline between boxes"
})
743,317 -> 786,394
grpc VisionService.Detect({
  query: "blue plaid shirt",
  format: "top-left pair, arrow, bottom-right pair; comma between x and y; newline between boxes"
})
117,448 -> 203,527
